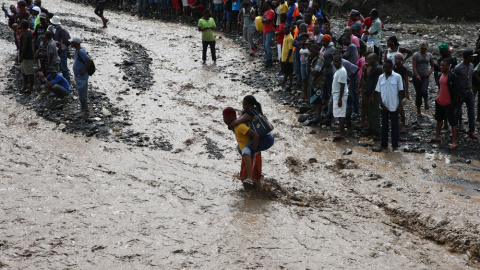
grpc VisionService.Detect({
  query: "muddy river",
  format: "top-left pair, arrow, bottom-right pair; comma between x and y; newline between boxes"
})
0,1 -> 479,268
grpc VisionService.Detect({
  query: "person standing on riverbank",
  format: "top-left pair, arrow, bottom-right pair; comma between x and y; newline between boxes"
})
71,37 -> 92,117
429,59 -> 458,149
364,9 -> 382,63
374,59 -> 403,151
453,49 -> 477,139
45,31 -> 60,72
412,40 -> 434,118
51,16 -> 71,82
332,55 -> 348,140
364,53 -> 383,139
19,19 -> 34,93
198,9 -> 216,64
262,1 -> 275,68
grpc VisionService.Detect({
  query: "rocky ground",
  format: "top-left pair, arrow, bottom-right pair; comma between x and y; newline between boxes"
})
0,0 -> 479,268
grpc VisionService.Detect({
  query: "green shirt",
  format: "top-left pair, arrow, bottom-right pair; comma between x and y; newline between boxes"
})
198,17 -> 216,42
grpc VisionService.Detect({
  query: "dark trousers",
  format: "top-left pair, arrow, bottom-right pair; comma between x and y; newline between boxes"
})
413,76 -> 429,107
381,110 -> 399,148
455,91 -> 476,133
202,41 -> 216,62
366,94 -> 381,136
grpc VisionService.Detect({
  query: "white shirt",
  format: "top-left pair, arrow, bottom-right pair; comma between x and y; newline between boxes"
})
332,66 -> 348,100
375,71 -> 404,112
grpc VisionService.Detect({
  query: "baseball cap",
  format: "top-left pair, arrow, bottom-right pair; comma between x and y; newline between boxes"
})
438,43 -> 453,52
47,66 -> 58,73
350,9 -> 360,16
462,49 -> 478,58
39,13 -> 47,18
369,8 -> 379,16
69,37 -> 82,44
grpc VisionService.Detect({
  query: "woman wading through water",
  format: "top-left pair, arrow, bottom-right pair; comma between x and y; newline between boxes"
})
223,95 -> 274,189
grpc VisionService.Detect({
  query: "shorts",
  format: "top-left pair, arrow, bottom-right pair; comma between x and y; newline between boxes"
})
300,63 -> 309,79
333,95 -> 348,118
283,62 -> 293,75
182,0 -> 188,7
95,0 -> 107,15
20,59 -> 34,75
213,3 -> 223,11
434,100 -> 455,126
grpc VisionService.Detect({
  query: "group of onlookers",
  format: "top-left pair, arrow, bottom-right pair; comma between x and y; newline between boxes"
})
3,0 -> 93,116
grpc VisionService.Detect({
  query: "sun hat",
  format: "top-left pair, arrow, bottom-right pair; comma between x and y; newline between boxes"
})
50,15 -> 61,25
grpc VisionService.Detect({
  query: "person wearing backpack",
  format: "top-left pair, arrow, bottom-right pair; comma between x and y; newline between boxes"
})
71,37 -> 93,117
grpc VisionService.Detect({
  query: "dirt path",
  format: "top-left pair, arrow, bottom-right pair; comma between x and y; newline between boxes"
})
0,1 -> 479,268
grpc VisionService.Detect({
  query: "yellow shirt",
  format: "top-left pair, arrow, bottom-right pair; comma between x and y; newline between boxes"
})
282,33 -> 294,63
235,124 -> 251,151
280,2 -> 288,14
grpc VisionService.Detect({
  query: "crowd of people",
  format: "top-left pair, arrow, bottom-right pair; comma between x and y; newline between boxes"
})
212,3 -> 480,152
3,0 -> 93,116
4,0 -> 480,153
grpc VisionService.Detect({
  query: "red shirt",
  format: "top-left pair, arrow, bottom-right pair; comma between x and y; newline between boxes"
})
276,22 -> 287,45
263,9 -> 275,34
436,74 -> 451,106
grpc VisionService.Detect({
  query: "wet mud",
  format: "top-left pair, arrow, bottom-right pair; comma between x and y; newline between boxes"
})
0,1 -> 479,268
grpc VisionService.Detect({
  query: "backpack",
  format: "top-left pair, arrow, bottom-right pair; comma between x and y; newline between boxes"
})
78,48 -> 96,76
87,60 -> 96,76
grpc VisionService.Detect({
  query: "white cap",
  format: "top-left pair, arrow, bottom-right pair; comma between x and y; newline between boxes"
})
32,6 -> 41,12
69,37 -> 82,44
50,16 -> 61,25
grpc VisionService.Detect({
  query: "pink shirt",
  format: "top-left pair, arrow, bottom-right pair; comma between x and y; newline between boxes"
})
436,74 -> 451,106
356,57 -> 366,78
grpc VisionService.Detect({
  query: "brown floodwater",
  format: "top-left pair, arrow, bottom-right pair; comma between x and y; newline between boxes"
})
0,1 -> 479,268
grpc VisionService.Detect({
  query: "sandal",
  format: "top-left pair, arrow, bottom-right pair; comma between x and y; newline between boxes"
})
428,138 -> 441,143
449,143 -> 458,150
333,135 -> 345,141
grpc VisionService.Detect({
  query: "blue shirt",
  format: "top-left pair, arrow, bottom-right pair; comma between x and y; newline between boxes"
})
231,0 -> 241,11
287,4 -> 296,25
46,73 -> 71,91
73,47 -> 90,80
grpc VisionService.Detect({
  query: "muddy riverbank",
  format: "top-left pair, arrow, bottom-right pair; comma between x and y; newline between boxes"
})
0,1 -> 479,268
